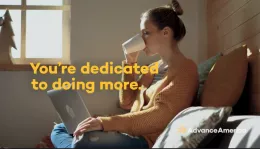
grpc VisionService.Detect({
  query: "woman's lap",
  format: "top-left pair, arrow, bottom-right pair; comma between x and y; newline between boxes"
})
51,123 -> 149,148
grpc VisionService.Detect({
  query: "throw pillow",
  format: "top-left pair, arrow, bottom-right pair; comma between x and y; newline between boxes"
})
192,53 -> 222,106
200,45 -> 248,106
152,106 -> 232,148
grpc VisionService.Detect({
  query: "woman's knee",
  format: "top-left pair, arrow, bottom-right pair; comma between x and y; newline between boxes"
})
51,123 -> 67,141
52,123 -> 66,133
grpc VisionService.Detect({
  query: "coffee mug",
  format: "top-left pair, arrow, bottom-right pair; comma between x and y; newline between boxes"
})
122,33 -> 146,54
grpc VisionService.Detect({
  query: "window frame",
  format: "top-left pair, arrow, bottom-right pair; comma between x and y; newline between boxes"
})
0,0 -> 71,70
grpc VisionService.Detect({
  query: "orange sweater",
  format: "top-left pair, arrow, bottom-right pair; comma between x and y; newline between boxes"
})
99,58 -> 199,148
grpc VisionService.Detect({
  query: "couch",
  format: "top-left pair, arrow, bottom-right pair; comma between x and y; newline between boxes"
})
153,45 -> 260,148
204,46 -> 260,148
205,116 -> 260,148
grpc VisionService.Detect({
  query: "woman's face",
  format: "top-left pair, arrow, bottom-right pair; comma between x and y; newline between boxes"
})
140,18 -> 166,56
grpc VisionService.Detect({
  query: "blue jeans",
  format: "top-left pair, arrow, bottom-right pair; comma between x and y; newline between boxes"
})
51,123 -> 149,148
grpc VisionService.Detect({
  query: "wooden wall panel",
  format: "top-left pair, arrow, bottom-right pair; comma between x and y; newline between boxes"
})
213,0 -> 250,26
207,0 -> 260,114
223,13 -> 260,49
219,0 -> 260,37
209,0 -> 230,16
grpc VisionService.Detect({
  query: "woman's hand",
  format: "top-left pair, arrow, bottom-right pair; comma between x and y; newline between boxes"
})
124,51 -> 140,64
73,117 -> 103,138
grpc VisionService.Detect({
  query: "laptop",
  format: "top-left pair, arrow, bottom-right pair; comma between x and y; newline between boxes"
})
47,89 -> 91,134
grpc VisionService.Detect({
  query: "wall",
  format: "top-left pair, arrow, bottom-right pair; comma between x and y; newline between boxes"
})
0,0 -> 206,147
207,0 -> 260,56
207,0 -> 260,113
179,0 -> 208,63
198,0 -> 208,62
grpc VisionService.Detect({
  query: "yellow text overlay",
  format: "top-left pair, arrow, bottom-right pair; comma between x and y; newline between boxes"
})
31,78 -> 140,94
30,62 -> 158,75
30,62 -> 159,93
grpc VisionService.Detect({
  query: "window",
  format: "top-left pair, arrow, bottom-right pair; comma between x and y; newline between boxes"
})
0,0 -> 71,67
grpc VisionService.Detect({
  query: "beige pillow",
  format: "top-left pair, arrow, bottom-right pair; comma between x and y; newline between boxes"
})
200,45 -> 248,106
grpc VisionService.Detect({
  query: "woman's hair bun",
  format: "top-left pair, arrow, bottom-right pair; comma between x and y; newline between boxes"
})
171,0 -> 183,15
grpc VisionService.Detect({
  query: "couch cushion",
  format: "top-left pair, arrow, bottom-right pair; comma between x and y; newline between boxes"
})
192,53 -> 222,106
152,106 -> 232,148
205,116 -> 260,148
200,45 -> 248,107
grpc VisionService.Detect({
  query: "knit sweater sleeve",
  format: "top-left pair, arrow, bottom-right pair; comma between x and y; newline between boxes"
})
119,60 -> 154,110
99,65 -> 199,136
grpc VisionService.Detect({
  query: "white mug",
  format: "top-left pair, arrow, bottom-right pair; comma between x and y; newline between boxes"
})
122,33 -> 146,54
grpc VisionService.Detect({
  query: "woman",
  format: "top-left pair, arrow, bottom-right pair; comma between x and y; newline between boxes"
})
51,0 -> 199,148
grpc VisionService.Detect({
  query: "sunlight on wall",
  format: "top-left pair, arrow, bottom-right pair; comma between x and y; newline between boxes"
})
247,48 -> 252,57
